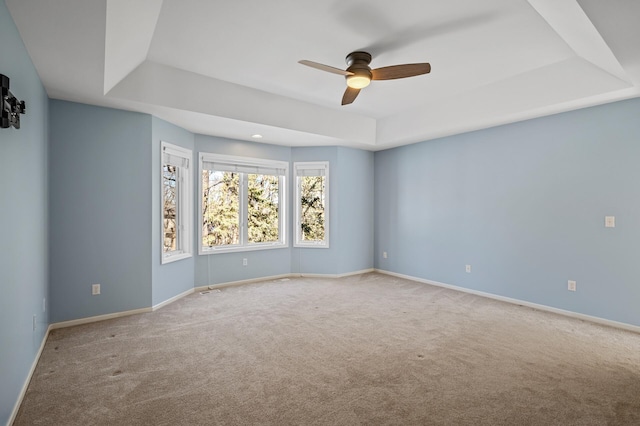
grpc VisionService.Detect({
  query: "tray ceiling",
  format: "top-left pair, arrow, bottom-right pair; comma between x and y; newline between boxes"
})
7,0 -> 640,150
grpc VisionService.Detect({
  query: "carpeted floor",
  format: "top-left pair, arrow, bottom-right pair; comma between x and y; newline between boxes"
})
14,273 -> 640,425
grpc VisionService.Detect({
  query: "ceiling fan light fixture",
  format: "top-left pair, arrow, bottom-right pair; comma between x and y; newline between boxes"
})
299,51 -> 430,105
346,74 -> 371,89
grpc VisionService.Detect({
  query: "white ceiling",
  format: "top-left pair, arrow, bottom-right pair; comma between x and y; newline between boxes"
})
6,0 -> 640,150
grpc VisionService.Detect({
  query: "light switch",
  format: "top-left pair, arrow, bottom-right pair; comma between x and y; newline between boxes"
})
605,216 -> 615,228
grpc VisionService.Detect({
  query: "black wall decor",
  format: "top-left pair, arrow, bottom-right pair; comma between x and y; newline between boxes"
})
1,74 -> 26,129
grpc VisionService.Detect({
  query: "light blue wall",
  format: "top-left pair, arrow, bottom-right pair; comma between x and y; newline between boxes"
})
151,117 -> 195,306
290,146 -> 375,275
49,101 -> 153,322
375,98 -> 640,327
194,135 -> 292,285
337,147 -> 374,274
0,3 -> 49,424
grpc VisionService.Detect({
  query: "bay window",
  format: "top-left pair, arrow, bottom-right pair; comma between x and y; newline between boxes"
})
200,153 -> 288,254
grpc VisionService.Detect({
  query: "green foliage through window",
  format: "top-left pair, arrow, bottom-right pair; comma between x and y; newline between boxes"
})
163,164 -> 177,252
294,162 -> 328,247
300,175 -> 325,241
248,174 -> 279,243
202,171 -> 239,247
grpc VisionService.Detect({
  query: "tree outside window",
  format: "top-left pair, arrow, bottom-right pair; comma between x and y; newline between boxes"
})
294,162 -> 329,247
161,142 -> 192,264
200,154 -> 288,254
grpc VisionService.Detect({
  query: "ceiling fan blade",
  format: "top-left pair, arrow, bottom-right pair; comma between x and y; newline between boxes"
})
341,87 -> 361,105
299,60 -> 353,76
371,63 -> 431,80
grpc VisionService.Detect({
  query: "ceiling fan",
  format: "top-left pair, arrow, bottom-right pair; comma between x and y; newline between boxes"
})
299,51 -> 431,105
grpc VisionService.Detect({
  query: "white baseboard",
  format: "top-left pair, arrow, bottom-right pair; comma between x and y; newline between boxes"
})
49,307 -> 152,331
196,269 -> 375,289
49,270 -> 376,330
375,269 -> 640,334
296,268 -> 375,279
195,273 -> 292,292
8,325 -> 52,426
152,288 -> 194,311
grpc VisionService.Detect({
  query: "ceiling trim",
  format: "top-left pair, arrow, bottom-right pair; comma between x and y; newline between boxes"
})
104,0 -> 164,94
107,60 -> 377,146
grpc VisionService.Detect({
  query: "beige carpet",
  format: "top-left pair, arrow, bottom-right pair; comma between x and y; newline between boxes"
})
14,273 -> 640,425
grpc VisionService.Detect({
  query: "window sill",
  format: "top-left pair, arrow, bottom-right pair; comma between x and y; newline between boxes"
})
162,252 -> 192,264
294,242 -> 329,249
199,242 -> 288,255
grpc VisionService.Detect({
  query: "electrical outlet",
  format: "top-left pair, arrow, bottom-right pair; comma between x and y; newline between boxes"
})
605,216 -> 615,228
242,258 -> 248,266
383,251 -> 388,259
465,265 -> 471,273
92,284 -> 101,295
568,280 -> 577,292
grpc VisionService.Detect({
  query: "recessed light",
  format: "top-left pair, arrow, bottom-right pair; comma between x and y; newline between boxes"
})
251,134 -> 263,139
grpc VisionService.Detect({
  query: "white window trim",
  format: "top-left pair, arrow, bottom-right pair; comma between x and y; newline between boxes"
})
294,161 -> 329,248
161,141 -> 193,264
199,153 -> 289,255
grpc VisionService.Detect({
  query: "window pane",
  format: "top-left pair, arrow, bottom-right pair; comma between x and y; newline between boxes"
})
202,170 -> 240,247
163,164 -> 178,252
300,175 -> 325,241
248,174 -> 279,243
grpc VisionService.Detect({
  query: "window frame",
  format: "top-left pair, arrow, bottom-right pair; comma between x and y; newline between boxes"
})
199,153 -> 288,255
293,161 -> 330,248
161,141 -> 193,264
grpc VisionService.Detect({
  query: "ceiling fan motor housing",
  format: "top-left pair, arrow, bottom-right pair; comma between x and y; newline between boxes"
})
345,51 -> 373,88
